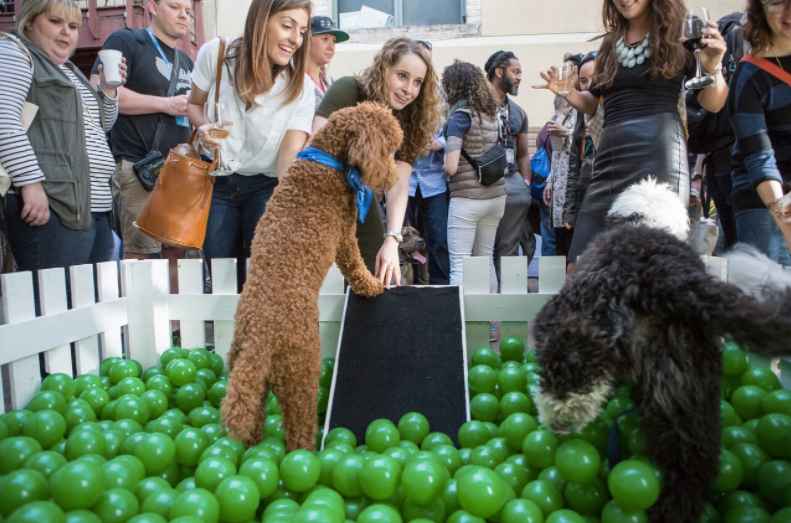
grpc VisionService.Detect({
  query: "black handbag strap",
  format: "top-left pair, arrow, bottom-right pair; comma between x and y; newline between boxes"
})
132,46 -> 181,154
460,148 -> 478,169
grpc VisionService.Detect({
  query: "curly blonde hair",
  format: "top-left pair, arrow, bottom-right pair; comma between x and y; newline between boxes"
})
442,60 -> 498,122
357,37 -> 441,160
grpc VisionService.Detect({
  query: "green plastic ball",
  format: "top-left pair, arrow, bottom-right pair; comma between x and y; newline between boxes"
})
91,488 -> 140,523
168,488 -> 219,523
607,460 -> 661,511
214,475 -> 259,523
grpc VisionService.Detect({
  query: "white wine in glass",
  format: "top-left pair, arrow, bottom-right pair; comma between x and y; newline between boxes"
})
203,101 -> 233,176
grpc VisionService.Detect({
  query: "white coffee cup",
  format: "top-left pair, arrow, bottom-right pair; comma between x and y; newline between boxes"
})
98,49 -> 123,86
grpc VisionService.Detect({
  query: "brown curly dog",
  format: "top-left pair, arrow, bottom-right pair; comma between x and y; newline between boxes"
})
221,102 -> 404,450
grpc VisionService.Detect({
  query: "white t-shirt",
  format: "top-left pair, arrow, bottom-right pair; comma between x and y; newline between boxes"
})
192,37 -> 315,176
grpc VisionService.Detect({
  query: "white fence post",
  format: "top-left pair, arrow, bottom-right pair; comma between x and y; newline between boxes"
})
178,259 -> 206,350
38,268 -> 72,375
211,259 -> 238,366
539,256 -> 567,295
97,261 -> 123,359
463,256 -> 491,356
319,264 -> 344,360
500,256 -> 529,344
125,260 -> 171,370
1,272 -> 40,410
71,264 -> 101,376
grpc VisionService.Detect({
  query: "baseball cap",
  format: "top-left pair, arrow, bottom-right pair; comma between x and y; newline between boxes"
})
311,16 -> 350,43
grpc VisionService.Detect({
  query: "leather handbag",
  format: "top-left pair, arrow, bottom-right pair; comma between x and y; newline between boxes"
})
134,38 -> 226,249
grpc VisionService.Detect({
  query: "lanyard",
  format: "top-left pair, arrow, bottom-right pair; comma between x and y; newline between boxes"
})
146,28 -> 178,94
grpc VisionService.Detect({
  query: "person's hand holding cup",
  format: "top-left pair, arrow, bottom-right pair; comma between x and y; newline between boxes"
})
555,64 -> 576,95
98,50 -> 126,97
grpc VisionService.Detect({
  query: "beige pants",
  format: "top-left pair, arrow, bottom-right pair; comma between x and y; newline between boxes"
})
111,159 -> 161,254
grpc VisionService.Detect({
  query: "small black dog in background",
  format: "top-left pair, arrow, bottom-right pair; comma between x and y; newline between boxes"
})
399,225 -> 427,285
534,179 -> 791,522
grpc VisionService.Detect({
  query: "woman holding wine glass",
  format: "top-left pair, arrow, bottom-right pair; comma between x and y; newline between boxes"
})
187,0 -> 315,286
533,0 -> 728,262
728,0 -> 791,265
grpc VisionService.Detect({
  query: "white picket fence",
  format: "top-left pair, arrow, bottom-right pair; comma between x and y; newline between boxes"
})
0,255 -> 788,414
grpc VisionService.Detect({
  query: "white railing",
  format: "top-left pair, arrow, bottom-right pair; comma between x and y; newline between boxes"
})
1,255 -> 788,414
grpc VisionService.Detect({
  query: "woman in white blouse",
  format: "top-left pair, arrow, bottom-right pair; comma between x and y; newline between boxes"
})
187,0 -> 314,283
1,0 -> 125,275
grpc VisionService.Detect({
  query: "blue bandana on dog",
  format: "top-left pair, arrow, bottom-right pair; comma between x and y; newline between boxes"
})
296,147 -> 373,224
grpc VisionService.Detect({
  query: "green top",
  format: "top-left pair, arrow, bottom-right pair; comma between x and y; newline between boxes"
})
316,76 -> 415,166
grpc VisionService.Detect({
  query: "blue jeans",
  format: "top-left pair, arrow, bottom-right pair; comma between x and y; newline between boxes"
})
406,188 -> 450,284
203,174 -> 279,286
6,195 -> 112,272
539,199 -> 556,256
6,195 -> 112,317
735,208 -> 791,266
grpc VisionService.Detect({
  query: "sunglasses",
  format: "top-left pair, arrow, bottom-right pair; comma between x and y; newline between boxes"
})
762,0 -> 790,14
415,40 -> 433,51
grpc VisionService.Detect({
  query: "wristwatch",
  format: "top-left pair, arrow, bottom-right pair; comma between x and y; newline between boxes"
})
384,231 -> 403,243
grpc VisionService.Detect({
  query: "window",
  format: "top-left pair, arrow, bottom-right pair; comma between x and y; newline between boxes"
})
336,0 -> 464,29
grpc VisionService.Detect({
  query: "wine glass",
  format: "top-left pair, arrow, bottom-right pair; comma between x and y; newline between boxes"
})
683,7 -> 715,90
203,101 -> 233,176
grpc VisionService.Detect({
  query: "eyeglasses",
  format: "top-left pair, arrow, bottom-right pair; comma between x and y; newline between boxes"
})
415,40 -> 432,51
762,0 -> 790,14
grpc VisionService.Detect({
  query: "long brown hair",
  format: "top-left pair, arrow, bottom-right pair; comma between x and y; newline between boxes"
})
442,60 -> 498,121
744,0 -> 773,56
226,0 -> 311,108
357,37 -> 441,161
594,0 -> 688,88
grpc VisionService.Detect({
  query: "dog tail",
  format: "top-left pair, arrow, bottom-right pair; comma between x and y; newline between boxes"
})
706,283 -> 791,358
724,243 -> 791,299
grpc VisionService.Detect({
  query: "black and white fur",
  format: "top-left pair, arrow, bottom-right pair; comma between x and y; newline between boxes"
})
534,178 -> 791,522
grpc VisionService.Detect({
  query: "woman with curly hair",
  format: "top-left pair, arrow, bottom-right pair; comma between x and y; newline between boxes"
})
442,60 -> 505,292
534,0 -> 728,261
313,37 -> 440,287
728,0 -> 791,265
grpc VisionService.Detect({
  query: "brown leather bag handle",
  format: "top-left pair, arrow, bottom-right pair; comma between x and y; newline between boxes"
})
213,37 -> 226,118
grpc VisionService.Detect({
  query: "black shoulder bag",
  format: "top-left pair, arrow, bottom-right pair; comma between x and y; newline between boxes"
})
132,49 -> 181,191
460,142 -> 508,187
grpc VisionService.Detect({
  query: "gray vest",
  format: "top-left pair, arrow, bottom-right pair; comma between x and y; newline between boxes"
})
20,34 -> 103,230
449,109 -> 506,199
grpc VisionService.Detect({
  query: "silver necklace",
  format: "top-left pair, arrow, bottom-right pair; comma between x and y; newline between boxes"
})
616,32 -> 651,68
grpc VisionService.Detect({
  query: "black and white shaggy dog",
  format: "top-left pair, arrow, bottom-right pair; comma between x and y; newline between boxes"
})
534,179 -> 791,522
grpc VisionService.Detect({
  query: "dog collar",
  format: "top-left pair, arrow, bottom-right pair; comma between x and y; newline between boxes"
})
296,146 -> 373,224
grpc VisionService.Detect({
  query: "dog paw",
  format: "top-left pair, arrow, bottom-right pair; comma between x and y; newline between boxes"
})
350,277 -> 384,298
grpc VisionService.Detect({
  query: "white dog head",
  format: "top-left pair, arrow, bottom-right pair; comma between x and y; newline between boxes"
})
606,177 -> 690,241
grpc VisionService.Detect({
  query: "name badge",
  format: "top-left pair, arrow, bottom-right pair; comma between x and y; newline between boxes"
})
506,148 -> 515,165
176,115 -> 189,128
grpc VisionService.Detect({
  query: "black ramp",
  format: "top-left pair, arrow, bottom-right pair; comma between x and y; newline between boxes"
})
325,286 -> 468,446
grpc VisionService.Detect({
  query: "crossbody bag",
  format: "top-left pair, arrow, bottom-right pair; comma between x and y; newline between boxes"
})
131,38 -> 181,191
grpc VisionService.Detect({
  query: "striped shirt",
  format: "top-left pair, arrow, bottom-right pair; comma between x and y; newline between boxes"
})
60,66 -> 117,212
729,54 -> 791,212
0,37 -> 45,187
0,37 -> 118,212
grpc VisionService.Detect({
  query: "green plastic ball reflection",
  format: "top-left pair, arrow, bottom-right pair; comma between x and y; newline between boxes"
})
23,410 -> 66,449
360,455 -> 401,500
357,504 -> 403,523
49,459 -> 104,510
456,466 -> 505,518
0,469 -> 50,517
91,488 -> 140,523
195,457 -> 237,492
522,430 -> 559,469
607,460 -> 660,510
398,412 -> 430,445
168,488 -> 220,523
214,475 -> 259,523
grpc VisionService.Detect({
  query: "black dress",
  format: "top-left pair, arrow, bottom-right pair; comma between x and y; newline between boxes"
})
568,54 -> 697,261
